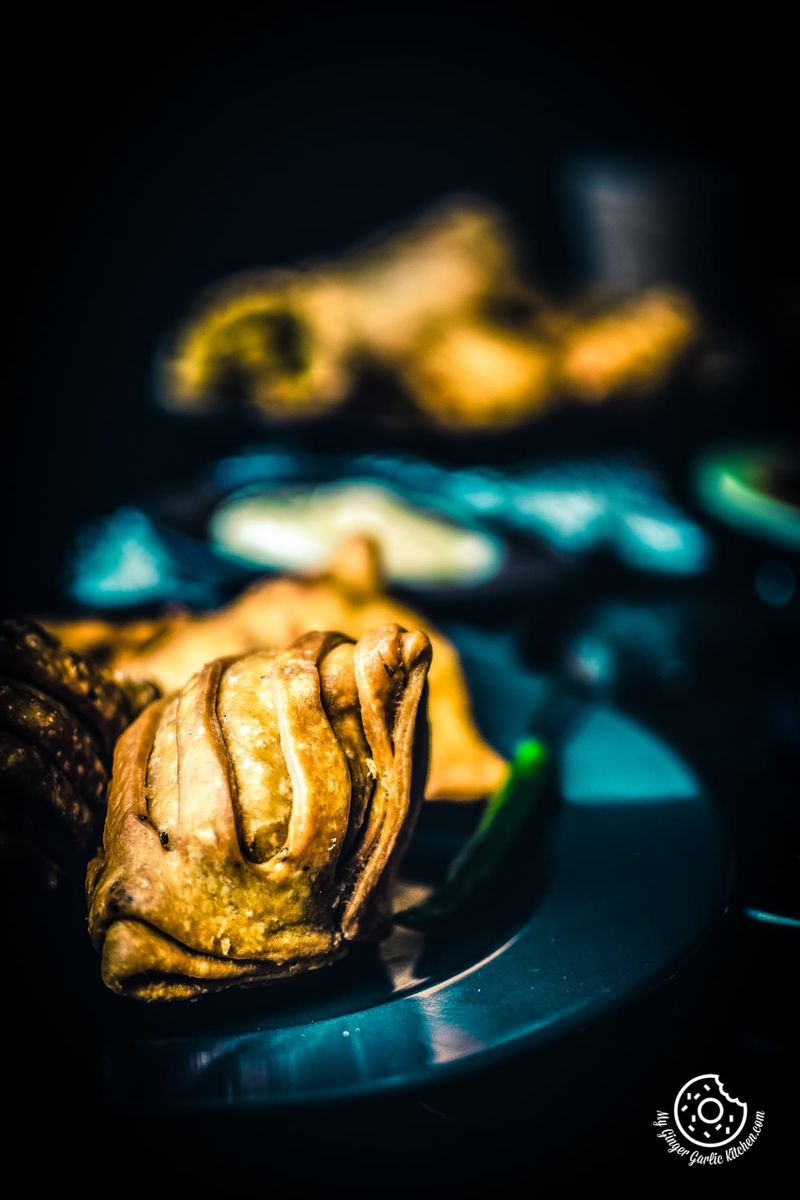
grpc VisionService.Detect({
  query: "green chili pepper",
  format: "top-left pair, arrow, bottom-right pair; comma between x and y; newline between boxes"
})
397,737 -> 550,928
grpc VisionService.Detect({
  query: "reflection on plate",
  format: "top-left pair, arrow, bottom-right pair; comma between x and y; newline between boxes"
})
99,627 -> 731,1111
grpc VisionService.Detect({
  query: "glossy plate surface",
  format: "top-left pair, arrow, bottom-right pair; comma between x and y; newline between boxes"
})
100,627 -> 731,1111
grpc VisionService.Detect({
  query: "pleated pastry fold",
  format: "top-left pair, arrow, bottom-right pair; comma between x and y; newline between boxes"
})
87,624 -> 430,1000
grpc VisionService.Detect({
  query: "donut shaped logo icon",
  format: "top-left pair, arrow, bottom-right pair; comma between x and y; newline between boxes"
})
674,1074 -> 748,1148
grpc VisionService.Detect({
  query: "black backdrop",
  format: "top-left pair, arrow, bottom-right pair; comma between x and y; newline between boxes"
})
3,2 -> 784,612
2,3 -> 793,1188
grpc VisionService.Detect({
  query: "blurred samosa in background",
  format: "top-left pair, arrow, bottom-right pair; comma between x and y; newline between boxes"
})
161,195 -> 697,431
48,536 -> 508,804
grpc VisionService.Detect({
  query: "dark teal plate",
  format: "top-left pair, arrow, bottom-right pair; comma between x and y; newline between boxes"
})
101,627 -> 731,1112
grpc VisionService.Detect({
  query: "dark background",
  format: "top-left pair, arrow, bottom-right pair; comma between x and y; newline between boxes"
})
2,3 -> 795,1188
3,2 -> 790,611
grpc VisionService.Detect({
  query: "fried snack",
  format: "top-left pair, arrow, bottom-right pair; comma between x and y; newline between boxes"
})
163,269 -> 355,418
0,620 -> 156,885
162,198 -> 520,420
558,289 -> 696,403
396,317 -> 556,429
160,194 -> 698,429
42,613 -> 178,668
341,197 -> 519,357
52,539 -> 507,802
87,625 -> 431,1000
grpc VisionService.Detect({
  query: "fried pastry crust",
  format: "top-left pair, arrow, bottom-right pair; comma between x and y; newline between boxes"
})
51,539 -> 507,802
397,317 -> 556,428
87,624 -> 431,1000
0,620 -> 156,884
161,198 -> 517,420
559,290 -> 696,403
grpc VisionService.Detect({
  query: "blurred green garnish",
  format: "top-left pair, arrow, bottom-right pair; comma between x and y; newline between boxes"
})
397,738 -> 549,929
